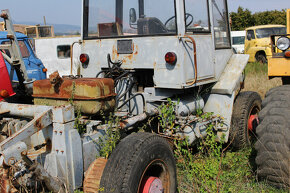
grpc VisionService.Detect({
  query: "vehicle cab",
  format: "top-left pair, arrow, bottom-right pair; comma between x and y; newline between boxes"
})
0,31 -> 47,83
244,24 -> 286,63
80,0 -> 233,90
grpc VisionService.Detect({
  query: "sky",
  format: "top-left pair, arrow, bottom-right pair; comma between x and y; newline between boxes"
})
0,0 -> 289,26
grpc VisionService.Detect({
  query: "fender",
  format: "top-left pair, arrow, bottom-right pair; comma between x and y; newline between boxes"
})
203,54 -> 249,142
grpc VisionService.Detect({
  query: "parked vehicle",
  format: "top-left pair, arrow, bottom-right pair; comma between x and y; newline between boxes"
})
244,24 -> 286,63
255,9 -> 290,189
231,30 -> 245,54
0,1 -> 262,192
0,10 -> 46,103
0,32 -> 47,82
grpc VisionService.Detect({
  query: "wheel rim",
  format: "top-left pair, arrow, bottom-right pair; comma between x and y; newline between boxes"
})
140,177 -> 163,193
138,159 -> 170,193
247,105 -> 260,141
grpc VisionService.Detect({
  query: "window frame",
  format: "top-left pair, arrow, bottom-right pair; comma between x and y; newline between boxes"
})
82,0 -> 178,40
212,0 -> 231,50
247,30 -> 255,40
184,0 -> 211,34
57,45 -> 71,59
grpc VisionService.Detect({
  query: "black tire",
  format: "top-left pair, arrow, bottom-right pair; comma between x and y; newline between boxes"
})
230,91 -> 261,149
281,77 -> 290,85
255,85 -> 290,188
99,132 -> 177,193
256,53 -> 267,64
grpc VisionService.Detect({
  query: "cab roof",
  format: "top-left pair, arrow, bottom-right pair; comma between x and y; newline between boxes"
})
0,31 -> 27,39
246,24 -> 286,31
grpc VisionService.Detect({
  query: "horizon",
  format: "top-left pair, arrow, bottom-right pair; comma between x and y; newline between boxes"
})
1,0 -> 289,27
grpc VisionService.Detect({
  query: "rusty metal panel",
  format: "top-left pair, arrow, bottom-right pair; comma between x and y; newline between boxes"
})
33,77 -> 116,115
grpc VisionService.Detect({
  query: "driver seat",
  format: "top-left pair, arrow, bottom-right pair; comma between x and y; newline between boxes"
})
137,17 -> 168,35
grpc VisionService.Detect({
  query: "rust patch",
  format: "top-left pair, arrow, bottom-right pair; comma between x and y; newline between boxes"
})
33,78 -> 116,100
83,158 -> 107,193
34,118 -> 43,131
0,167 -> 10,193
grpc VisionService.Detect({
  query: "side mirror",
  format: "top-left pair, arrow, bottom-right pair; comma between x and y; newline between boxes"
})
247,33 -> 252,40
129,8 -> 137,23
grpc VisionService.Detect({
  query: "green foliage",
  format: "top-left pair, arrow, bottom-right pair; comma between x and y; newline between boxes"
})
230,7 -> 286,31
98,114 -> 121,159
231,7 -> 255,31
175,114 -> 287,192
74,108 -> 86,134
253,10 -> 287,26
175,112 -> 225,192
158,98 -> 177,132
245,62 -> 268,75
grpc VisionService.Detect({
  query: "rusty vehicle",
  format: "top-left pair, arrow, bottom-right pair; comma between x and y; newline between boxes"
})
255,9 -> 290,189
0,1 -> 263,192
0,10 -> 47,104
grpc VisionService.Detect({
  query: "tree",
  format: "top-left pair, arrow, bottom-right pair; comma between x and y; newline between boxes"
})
230,7 -> 255,31
253,10 -> 286,26
230,7 -> 287,31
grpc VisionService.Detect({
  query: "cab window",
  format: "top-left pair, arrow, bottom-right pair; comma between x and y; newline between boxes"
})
212,0 -> 230,48
184,0 -> 210,33
84,0 -> 177,39
1,40 -> 30,58
57,45 -> 71,59
246,30 -> 255,40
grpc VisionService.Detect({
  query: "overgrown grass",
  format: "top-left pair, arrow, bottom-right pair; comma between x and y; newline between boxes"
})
244,62 -> 268,75
176,63 -> 287,192
176,146 -> 287,193
244,62 -> 281,98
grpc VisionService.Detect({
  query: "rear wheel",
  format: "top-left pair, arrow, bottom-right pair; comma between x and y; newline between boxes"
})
255,85 -> 290,188
99,132 -> 177,193
230,91 -> 261,149
256,53 -> 267,64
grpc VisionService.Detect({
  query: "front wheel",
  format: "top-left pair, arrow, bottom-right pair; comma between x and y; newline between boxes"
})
230,91 -> 261,149
99,132 -> 177,193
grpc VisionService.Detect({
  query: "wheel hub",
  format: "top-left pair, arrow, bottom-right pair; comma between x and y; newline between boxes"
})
141,177 -> 164,193
248,114 -> 258,131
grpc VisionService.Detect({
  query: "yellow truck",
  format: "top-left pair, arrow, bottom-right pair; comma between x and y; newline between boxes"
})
244,24 -> 286,63
255,9 -> 290,189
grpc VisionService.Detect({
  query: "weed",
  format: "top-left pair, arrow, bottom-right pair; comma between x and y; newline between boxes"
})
158,98 -> 177,132
98,113 -> 121,159
74,108 -> 86,134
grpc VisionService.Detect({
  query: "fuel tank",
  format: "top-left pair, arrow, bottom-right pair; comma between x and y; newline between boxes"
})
33,72 -> 116,115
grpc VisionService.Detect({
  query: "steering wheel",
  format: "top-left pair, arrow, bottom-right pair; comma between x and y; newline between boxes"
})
164,13 -> 194,28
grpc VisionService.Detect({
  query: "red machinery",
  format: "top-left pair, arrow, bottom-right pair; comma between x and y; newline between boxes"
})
0,52 -> 15,101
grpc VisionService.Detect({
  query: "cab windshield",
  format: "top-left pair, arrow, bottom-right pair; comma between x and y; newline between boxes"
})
255,27 -> 286,38
83,0 -> 177,39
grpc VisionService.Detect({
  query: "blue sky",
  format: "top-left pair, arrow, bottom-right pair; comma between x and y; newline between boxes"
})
0,0 -> 289,26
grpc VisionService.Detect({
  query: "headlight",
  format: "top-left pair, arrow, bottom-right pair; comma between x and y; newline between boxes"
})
277,37 -> 290,51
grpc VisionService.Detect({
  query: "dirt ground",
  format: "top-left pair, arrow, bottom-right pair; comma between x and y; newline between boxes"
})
243,72 -> 282,98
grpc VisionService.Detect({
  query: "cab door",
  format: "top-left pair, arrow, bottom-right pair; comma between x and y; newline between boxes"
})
244,29 -> 256,62
182,0 -> 215,83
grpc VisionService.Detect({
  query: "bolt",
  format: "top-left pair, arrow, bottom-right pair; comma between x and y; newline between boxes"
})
21,151 -> 27,156
8,158 -> 15,165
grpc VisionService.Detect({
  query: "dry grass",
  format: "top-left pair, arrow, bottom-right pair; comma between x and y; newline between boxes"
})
243,62 -> 282,98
